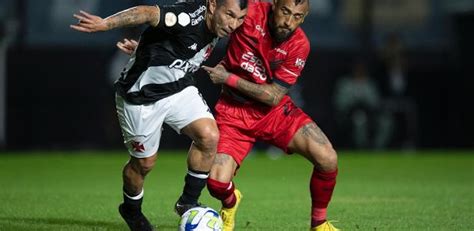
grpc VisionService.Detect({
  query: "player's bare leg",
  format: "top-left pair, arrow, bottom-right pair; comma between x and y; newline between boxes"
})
123,155 -> 158,196
120,154 -> 157,231
175,118 -> 219,215
208,153 -> 241,231
288,122 -> 339,231
184,118 -> 219,172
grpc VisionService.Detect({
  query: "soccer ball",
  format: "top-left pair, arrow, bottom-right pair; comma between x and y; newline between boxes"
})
178,206 -> 223,231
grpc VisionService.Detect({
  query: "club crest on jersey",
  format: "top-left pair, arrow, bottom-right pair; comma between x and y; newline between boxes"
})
295,58 -> 306,68
169,59 -> 200,73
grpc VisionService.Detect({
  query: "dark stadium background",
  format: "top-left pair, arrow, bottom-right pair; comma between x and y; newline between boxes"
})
1,0 -> 473,151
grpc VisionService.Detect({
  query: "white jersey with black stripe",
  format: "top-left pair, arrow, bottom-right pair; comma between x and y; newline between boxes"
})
115,0 -> 218,105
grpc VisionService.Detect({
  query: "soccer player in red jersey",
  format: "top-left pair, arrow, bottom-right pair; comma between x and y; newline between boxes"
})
202,0 -> 340,230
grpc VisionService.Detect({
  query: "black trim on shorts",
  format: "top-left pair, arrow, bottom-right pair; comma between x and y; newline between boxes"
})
116,75 -> 195,105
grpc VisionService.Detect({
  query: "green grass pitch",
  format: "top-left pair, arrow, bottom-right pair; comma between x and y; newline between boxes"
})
0,150 -> 472,230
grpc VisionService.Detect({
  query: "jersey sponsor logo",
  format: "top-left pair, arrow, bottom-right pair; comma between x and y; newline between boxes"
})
169,59 -> 200,73
188,43 -> 198,51
165,12 -> 177,27
189,5 -> 206,26
178,13 -> 191,26
255,25 -> 266,37
191,15 -> 204,26
241,51 -> 267,81
295,58 -> 306,68
189,5 -> 206,18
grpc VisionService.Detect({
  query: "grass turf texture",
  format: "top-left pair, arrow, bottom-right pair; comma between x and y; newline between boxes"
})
0,151 -> 472,230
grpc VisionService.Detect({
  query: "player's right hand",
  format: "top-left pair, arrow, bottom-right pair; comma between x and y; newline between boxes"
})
202,64 -> 231,85
117,39 -> 138,55
70,10 -> 108,33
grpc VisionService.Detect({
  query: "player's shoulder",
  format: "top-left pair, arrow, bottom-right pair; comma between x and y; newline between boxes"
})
160,0 -> 207,13
168,0 -> 206,7
247,1 -> 272,19
158,0 -> 207,28
254,1 -> 272,11
292,28 -> 310,48
280,27 -> 309,56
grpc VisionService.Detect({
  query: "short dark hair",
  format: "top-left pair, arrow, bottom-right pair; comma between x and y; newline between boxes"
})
217,0 -> 248,9
239,0 -> 248,9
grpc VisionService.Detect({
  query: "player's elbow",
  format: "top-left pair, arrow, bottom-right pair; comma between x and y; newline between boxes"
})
268,93 -> 285,107
256,87 -> 285,106
264,84 -> 288,106
137,5 -> 160,26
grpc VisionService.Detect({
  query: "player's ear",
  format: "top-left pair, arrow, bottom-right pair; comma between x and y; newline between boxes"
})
208,0 -> 217,15
272,0 -> 278,10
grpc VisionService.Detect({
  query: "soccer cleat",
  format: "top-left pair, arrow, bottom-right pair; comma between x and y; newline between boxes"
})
174,200 -> 203,216
220,189 -> 243,231
310,221 -> 340,231
118,203 -> 154,231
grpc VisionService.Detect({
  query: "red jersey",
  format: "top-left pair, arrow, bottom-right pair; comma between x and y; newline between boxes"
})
221,2 -> 310,105
215,2 -> 313,164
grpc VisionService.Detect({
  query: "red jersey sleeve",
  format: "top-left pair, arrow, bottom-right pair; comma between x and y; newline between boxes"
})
272,29 -> 310,87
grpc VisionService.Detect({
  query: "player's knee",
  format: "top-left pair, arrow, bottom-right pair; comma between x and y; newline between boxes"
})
207,178 -> 233,200
131,156 -> 156,176
140,160 -> 156,175
319,147 -> 338,171
195,127 -> 219,152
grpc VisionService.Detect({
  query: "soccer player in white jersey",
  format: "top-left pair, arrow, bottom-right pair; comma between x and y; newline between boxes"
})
71,0 -> 247,230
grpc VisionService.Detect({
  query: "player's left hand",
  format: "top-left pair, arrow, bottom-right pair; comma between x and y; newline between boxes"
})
202,64 -> 231,85
117,38 -> 138,55
70,10 -> 108,33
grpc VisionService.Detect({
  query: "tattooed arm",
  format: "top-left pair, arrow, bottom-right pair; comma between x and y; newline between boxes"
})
202,64 -> 289,106
70,6 -> 160,33
232,77 -> 288,106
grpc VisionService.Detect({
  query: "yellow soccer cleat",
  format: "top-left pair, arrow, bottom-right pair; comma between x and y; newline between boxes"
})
220,189 -> 243,231
310,221 -> 340,231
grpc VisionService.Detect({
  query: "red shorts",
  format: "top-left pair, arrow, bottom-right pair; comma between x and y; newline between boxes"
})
215,95 -> 313,166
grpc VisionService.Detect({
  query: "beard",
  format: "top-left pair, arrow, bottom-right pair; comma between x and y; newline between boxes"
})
268,13 -> 294,44
270,26 -> 294,44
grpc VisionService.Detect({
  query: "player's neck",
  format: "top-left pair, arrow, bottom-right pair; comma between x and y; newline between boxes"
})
205,9 -> 216,35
